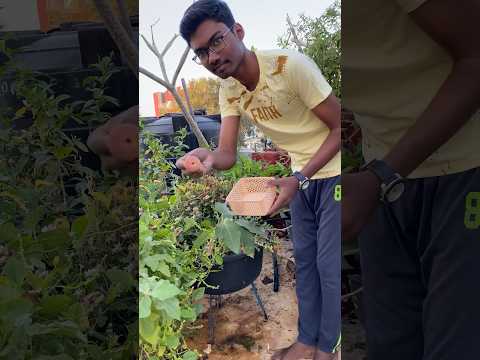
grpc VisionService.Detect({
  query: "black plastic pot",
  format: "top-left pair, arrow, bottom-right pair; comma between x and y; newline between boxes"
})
204,248 -> 263,295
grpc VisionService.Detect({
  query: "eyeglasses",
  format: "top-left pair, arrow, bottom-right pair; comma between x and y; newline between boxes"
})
192,26 -> 234,65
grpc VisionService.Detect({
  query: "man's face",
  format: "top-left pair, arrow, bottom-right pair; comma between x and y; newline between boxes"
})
189,20 -> 245,79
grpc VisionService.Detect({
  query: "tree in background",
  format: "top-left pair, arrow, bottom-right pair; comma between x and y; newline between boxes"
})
160,77 -> 220,115
278,0 -> 341,97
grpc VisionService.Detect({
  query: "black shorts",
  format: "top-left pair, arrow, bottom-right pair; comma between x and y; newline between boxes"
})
359,167 -> 480,360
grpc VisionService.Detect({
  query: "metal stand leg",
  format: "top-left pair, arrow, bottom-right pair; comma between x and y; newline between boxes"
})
207,295 -> 222,344
250,282 -> 268,321
272,251 -> 280,292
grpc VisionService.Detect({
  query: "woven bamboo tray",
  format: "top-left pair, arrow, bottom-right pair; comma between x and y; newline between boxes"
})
226,177 -> 277,216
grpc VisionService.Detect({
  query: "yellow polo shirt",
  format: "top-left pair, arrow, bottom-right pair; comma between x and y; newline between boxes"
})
219,49 -> 341,180
342,0 -> 480,178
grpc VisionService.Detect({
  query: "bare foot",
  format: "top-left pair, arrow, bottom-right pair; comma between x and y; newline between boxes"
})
271,342 -> 315,360
314,348 -> 341,360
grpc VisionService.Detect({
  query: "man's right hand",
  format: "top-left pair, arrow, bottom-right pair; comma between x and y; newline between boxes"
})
175,148 -> 215,176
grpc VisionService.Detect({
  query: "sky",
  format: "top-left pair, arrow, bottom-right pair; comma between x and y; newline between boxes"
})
139,0 -> 335,117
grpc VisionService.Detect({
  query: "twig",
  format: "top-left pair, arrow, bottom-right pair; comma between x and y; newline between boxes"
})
341,287 -> 363,300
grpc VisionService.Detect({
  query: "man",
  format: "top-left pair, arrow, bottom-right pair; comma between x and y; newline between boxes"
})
342,0 -> 480,359
176,1 -> 341,359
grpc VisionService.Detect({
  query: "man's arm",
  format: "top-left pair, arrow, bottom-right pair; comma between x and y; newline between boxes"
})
176,115 -> 240,174
300,93 -> 341,178
384,0 -> 480,176
266,93 -> 341,216
342,0 -> 480,241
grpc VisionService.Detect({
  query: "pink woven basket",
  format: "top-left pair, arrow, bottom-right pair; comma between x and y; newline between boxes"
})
226,177 -> 277,216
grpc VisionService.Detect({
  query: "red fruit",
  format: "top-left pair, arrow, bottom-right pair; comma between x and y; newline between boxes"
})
106,124 -> 138,162
183,155 -> 205,173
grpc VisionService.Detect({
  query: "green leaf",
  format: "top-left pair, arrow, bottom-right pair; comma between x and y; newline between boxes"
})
155,297 -> 181,320
193,303 -> 203,316
53,146 -> 74,160
15,107 -> 27,119
71,215 -> 88,239
3,256 -> 26,286
0,223 -> 20,245
192,287 -> 205,301
38,229 -> 70,252
182,351 -> 198,360
28,321 -> 87,342
240,228 -> 256,258
139,313 -> 161,346
38,295 -> 73,318
106,269 -> 135,293
164,334 -> 180,349
139,295 -> 151,319
34,354 -> 75,360
181,307 -> 197,321
216,218 -> 242,254
150,280 -> 180,301
92,191 -> 111,208
73,139 -> 89,153
193,230 -> 211,249
184,217 -> 197,232
157,262 -> 171,277
214,202 -> 233,218
0,298 -> 33,326
236,218 -> 266,236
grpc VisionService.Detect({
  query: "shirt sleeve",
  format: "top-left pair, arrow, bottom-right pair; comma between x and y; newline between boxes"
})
395,0 -> 429,12
218,81 -> 241,118
285,51 -> 333,110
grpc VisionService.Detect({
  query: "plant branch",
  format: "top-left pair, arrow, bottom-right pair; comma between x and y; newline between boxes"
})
92,0 -> 138,79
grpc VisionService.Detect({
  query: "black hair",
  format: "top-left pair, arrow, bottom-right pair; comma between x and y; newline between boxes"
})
180,0 -> 235,44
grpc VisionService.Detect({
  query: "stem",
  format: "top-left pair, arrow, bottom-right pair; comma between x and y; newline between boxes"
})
92,0 -> 138,79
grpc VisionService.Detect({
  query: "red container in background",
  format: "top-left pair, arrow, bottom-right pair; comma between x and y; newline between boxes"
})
252,150 -> 291,167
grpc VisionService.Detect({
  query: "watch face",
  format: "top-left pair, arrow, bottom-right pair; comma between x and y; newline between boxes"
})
301,180 -> 310,191
386,182 -> 405,202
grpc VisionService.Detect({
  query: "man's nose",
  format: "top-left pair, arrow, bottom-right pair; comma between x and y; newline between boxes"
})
208,51 -> 220,65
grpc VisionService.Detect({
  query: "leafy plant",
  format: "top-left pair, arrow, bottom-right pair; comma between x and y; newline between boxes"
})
138,131 -> 278,359
221,155 -> 291,182
0,46 -> 138,359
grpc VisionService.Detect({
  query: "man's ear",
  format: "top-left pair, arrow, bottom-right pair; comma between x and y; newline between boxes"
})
233,23 -> 245,41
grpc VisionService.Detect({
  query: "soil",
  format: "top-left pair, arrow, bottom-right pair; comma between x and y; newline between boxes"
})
185,236 -> 367,360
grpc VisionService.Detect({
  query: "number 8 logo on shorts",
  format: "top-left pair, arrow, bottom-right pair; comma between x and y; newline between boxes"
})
465,192 -> 480,230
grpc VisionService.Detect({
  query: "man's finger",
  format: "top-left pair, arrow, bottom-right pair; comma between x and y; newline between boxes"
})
267,193 -> 287,217
267,178 -> 280,189
175,157 -> 185,170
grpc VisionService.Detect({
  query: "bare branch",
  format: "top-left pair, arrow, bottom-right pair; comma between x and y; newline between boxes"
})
286,14 -> 306,53
181,78 -> 195,116
141,34 -> 161,58
139,66 -> 172,91
93,0 -> 138,78
139,67 -> 208,148
116,0 -> 134,40
161,34 -> 179,57
172,45 -> 190,86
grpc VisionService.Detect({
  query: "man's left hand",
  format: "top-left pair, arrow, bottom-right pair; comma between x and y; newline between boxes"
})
266,176 -> 299,217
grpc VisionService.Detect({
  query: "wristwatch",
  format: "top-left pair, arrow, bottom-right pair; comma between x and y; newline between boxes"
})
361,159 -> 405,202
292,171 -> 310,191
